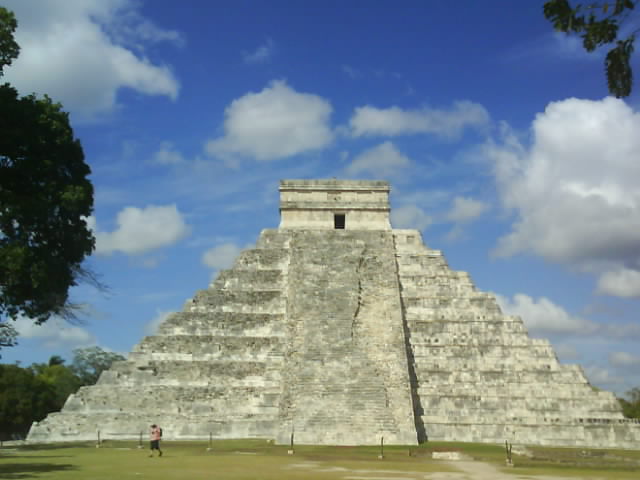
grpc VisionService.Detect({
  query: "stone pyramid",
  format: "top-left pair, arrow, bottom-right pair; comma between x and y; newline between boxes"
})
29,180 -> 640,447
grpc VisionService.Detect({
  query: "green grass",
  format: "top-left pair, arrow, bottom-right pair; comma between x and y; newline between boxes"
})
0,440 -> 454,480
1,440 -> 639,479
508,445 -> 640,479
427,441 -> 640,479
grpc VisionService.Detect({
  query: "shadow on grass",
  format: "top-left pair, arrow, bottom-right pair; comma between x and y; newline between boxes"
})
0,462 -> 77,479
0,455 -> 73,459
15,442 -> 95,451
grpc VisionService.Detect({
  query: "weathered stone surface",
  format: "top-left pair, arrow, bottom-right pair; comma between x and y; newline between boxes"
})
28,180 -> 640,448
275,230 -> 416,445
392,228 -> 640,448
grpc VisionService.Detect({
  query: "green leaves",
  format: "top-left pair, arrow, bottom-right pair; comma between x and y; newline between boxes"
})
1,6 -> 96,333
0,321 -> 18,350
606,36 -> 635,97
0,364 -> 58,440
618,387 -> 640,418
582,18 -> 618,51
71,346 -> 125,385
0,347 -> 125,439
0,7 -> 19,76
543,0 -> 638,97
0,83 -> 95,324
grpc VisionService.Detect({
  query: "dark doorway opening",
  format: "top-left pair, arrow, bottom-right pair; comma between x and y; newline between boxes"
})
334,214 -> 345,229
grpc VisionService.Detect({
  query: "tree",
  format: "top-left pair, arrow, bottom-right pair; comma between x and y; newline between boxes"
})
31,357 -> 82,408
543,0 -> 638,97
0,6 -> 96,334
71,346 -> 125,385
0,321 -> 17,352
0,6 -> 19,75
48,355 -> 66,366
618,387 -> 640,418
0,363 -> 57,440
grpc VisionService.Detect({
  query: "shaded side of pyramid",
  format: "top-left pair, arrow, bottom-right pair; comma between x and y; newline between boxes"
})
393,229 -> 640,448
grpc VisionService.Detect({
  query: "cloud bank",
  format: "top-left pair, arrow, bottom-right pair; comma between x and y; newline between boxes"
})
488,97 -> 640,298
3,0 -> 180,120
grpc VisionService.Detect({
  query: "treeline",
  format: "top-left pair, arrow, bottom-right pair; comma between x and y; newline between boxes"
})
0,347 -> 124,441
619,388 -> 640,420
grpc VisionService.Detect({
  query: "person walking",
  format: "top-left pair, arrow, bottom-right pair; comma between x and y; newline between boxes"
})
149,424 -> 163,457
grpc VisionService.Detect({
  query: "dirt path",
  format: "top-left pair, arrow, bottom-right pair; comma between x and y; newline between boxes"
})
287,458 -> 606,480
429,459 -> 606,480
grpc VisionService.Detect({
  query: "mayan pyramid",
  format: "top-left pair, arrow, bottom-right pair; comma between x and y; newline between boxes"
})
28,179 -> 640,448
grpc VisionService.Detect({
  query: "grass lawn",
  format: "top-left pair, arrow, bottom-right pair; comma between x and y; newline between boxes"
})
0,439 -> 454,480
507,444 -> 640,479
1,439 -> 639,479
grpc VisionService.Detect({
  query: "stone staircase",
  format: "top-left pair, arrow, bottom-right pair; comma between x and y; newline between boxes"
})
275,230 -> 417,445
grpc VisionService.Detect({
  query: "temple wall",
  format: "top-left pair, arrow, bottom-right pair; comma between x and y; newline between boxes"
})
279,209 -> 390,230
279,179 -> 391,230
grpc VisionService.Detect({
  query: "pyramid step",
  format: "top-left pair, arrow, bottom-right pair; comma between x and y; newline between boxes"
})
212,269 -> 285,291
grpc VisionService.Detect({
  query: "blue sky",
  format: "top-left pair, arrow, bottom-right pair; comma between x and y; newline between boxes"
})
3,0 -> 640,395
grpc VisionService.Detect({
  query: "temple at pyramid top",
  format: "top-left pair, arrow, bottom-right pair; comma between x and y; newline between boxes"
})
279,179 -> 391,230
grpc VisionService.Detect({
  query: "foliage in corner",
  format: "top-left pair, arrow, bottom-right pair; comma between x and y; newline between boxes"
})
0,86 -> 95,324
543,0 -> 638,97
0,6 -> 19,74
0,6 -> 96,334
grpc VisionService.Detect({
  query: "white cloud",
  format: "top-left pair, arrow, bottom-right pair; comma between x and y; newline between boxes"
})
153,141 -> 185,165
446,196 -> 488,223
346,141 -> 410,177
487,98 -> 640,298
202,243 -> 242,270
206,80 -> 333,161
597,268 -> 640,298
496,293 -> 598,336
609,351 -> 640,368
497,293 -> 640,344
13,316 -> 96,349
349,101 -> 489,138
144,310 -> 172,335
90,204 -> 190,255
391,204 -> 432,231
243,38 -> 275,64
108,13 -> 185,48
3,0 -> 179,120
